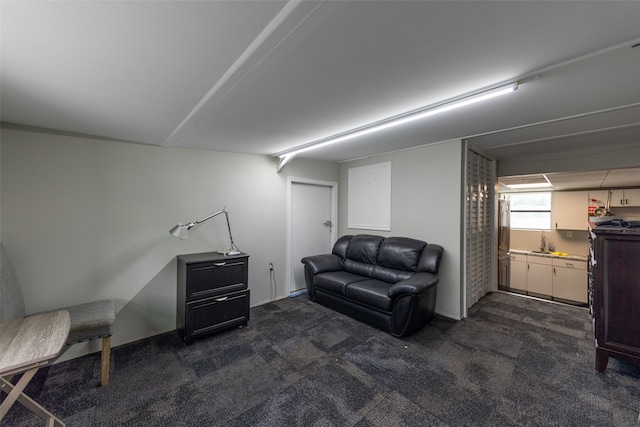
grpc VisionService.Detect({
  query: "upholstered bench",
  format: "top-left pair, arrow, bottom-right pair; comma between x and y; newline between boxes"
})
0,243 -> 115,386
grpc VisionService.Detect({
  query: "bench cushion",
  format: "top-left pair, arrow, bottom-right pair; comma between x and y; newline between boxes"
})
66,299 -> 116,344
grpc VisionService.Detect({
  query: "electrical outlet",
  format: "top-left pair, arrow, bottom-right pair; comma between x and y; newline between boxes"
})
566,231 -> 573,238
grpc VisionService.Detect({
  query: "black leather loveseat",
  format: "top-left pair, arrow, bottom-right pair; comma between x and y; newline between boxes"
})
301,234 -> 444,337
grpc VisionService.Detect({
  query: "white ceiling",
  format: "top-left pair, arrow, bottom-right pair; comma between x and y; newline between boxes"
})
2,1 -> 640,185
498,167 -> 640,193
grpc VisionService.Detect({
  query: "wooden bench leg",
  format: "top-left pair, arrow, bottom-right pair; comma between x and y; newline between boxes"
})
101,336 -> 111,387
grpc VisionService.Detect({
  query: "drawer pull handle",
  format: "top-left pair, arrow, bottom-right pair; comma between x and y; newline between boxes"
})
566,263 -> 574,268
214,262 -> 226,267
214,296 -> 228,302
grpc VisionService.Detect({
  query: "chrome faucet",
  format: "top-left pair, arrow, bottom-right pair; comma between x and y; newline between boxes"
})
540,230 -> 546,252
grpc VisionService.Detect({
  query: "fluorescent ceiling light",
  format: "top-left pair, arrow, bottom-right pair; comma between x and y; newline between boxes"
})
505,182 -> 553,189
275,82 -> 518,171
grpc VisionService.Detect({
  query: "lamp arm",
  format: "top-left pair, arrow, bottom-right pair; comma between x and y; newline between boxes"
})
224,210 -> 240,252
193,208 -> 227,225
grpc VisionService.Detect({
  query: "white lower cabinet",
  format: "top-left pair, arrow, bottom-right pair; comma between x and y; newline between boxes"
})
509,253 -> 587,304
552,259 -> 588,303
527,256 -> 553,296
509,253 -> 527,292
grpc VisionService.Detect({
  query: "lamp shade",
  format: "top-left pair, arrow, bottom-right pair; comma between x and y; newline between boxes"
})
170,223 -> 193,239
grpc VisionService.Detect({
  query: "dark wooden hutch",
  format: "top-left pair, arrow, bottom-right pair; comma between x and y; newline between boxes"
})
590,223 -> 640,372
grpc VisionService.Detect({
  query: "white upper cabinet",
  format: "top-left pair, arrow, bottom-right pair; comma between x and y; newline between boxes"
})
546,188 -> 639,231
553,191 -> 588,230
610,189 -> 640,207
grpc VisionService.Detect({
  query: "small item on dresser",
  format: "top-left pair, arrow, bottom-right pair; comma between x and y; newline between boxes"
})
595,219 -> 640,228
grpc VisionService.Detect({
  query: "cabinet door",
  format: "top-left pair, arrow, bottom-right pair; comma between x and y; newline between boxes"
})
553,261 -> 587,303
622,188 -> 640,206
609,189 -> 625,208
509,255 -> 527,291
554,191 -> 588,230
527,261 -> 553,296
594,233 -> 640,356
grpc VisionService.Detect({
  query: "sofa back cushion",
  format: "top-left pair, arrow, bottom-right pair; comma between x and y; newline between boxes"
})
330,234 -> 443,281
343,259 -> 375,277
340,235 -> 382,277
377,237 -> 426,271
332,235 -> 352,259
345,235 -> 383,264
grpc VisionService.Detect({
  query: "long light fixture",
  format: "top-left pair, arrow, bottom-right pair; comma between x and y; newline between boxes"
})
505,183 -> 552,190
275,82 -> 518,172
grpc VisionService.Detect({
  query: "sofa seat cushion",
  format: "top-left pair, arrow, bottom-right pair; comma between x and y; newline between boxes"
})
345,279 -> 393,312
371,265 -> 414,284
315,271 -> 369,296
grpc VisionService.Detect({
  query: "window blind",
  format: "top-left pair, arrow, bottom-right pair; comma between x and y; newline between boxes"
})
465,150 -> 494,310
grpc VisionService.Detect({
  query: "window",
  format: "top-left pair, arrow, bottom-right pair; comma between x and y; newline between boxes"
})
505,192 -> 552,230
348,162 -> 391,231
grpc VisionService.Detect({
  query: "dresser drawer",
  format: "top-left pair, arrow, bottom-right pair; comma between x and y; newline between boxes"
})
186,290 -> 250,340
184,257 -> 248,300
552,258 -> 587,270
527,254 -> 553,265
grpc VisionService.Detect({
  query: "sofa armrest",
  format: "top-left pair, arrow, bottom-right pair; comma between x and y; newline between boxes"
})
388,272 -> 439,298
301,254 -> 343,275
418,244 -> 444,274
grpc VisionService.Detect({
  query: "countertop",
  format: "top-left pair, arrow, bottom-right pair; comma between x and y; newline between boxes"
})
509,249 -> 588,262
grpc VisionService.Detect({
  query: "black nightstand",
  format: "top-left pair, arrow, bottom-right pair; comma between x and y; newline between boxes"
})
176,252 -> 249,344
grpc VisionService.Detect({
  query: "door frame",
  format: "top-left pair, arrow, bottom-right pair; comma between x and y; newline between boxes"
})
287,177 -> 338,296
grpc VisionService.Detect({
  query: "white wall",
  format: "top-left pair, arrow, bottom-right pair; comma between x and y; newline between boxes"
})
338,140 -> 464,320
0,128 -> 339,360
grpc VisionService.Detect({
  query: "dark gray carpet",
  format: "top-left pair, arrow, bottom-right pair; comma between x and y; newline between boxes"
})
3,292 -> 639,426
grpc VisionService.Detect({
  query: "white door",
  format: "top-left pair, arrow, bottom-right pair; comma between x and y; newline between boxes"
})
289,181 -> 334,294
